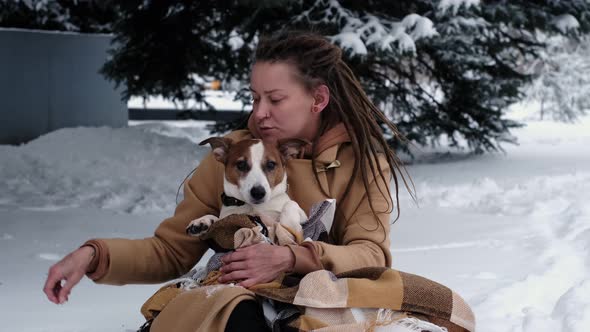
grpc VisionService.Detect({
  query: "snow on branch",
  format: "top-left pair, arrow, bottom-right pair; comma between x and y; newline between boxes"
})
401,13 -> 438,40
297,0 -> 357,25
438,0 -> 480,15
448,16 -> 489,30
552,14 -> 581,34
331,32 -> 368,55
295,0 -> 438,56
228,30 -> 245,51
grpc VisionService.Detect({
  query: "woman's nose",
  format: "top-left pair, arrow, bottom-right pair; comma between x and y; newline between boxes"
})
253,101 -> 270,120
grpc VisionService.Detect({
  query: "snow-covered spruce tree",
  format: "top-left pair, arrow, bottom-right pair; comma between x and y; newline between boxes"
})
99,0 -> 590,152
293,0 -> 590,151
524,35 -> 590,122
0,0 -> 118,33
100,0 -> 294,104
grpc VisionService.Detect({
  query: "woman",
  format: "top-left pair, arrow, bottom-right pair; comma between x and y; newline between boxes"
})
43,31 -> 442,331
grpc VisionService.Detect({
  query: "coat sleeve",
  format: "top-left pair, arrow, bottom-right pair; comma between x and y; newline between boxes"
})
287,155 -> 393,275
86,153 -> 223,285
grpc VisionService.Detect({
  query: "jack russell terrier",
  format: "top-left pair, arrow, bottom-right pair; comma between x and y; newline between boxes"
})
185,137 -> 309,246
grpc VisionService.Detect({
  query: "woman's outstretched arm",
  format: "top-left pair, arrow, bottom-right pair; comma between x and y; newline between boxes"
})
85,152 -> 224,285
43,151 -> 227,303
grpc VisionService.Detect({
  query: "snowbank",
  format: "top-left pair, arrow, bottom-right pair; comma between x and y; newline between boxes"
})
0,122 -> 210,214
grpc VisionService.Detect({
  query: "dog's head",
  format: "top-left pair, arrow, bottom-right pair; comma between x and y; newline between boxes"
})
200,137 -> 309,205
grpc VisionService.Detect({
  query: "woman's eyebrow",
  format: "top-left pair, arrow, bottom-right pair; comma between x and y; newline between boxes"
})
249,87 -> 283,94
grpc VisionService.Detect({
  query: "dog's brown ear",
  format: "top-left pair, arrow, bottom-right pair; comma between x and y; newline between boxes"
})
278,138 -> 310,161
199,137 -> 233,163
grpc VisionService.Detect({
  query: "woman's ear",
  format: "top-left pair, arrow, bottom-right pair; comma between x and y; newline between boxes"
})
311,85 -> 330,113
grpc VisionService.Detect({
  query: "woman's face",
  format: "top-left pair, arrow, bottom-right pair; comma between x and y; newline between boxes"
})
250,61 -> 321,144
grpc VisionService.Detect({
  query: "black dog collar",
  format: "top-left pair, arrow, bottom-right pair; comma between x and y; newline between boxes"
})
221,192 -> 246,207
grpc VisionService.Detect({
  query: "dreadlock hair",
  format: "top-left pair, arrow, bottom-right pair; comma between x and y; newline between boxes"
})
254,31 -> 415,234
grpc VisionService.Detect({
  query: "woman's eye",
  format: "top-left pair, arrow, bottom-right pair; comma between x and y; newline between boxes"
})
236,160 -> 249,172
266,161 -> 276,171
270,99 -> 281,104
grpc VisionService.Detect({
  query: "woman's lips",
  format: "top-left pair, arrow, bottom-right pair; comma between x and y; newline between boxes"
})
259,127 -> 275,134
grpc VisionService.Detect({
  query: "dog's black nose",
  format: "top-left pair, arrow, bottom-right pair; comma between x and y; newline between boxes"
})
250,186 -> 266,201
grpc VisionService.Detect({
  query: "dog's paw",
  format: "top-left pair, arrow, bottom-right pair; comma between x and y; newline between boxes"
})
186,215 -> 218,237
280,201 -> 308,225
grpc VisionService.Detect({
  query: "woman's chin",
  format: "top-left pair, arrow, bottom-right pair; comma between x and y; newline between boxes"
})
259,131 -> 279,143
261,136 -> 278,144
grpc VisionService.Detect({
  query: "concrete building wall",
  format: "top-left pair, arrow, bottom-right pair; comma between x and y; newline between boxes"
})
0,29 -> 126,144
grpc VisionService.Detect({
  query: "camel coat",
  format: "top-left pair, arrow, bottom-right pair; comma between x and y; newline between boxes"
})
84,124 -> 394,331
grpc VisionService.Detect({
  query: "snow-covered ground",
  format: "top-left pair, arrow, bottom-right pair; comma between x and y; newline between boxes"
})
1,108 -> 589,331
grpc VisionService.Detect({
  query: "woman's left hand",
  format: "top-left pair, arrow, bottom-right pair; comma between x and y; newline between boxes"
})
218,243 -> 294,288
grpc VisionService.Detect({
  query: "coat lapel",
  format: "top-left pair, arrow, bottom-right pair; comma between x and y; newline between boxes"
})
286,144 -> 343,219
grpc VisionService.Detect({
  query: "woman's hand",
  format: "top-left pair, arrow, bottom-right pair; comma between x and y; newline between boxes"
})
43,246 -> 95,304
218,243 -> 294,288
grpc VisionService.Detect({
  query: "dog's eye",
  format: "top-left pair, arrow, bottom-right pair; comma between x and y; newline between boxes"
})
236,160 -> 249,172
265,161 -> 276,171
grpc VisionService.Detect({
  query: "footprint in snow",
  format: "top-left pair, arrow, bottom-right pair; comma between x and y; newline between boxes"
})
458,272 -> 498,280
1,234 -> 14,240
474,272 -> 498,279
38,253 -> 61,261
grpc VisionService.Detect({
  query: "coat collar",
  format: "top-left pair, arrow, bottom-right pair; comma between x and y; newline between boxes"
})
245,116 -> 350,164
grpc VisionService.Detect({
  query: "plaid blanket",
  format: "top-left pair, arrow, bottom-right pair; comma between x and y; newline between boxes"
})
140,200 -> 475,332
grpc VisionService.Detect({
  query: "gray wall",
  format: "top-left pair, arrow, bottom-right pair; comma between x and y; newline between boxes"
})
0,29 -> 126,144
